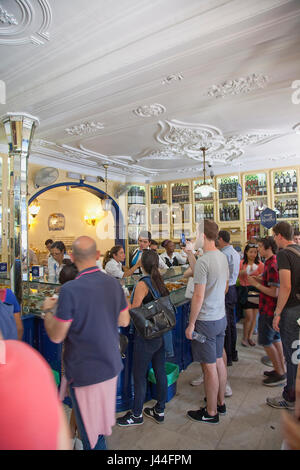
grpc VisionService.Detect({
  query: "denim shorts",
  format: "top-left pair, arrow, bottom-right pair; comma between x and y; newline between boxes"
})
258,314 -> 281,347
191,316 -> 227,364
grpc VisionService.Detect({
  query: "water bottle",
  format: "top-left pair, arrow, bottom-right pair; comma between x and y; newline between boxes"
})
192,331 -> 206,343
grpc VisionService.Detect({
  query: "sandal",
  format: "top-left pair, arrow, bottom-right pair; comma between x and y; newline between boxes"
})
241,340 -> 249,347
248,339 -> 256,346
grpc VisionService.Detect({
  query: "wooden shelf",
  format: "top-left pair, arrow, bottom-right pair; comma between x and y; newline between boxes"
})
274,192 -> 298,197
277,217 -> 299,221
218,198 -> 238,202
246,195 -> 268,200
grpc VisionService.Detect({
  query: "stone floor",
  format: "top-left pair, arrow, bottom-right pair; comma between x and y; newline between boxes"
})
65,323 -> 286,450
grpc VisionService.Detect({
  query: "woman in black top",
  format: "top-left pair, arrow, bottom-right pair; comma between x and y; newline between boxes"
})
117,250 -> 169,427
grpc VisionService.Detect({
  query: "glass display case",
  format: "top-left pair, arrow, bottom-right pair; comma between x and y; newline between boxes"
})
244,172 -> 269,239
217,175 -> 241,223
193,178 -> 215,224
150,184 -> 168,205
127,184 -> 148,248
273,169 -> 298,224
22,278 -> 59,316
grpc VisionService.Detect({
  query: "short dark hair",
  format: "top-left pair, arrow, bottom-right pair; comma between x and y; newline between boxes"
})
272,221 -> 294,241
294,229 -> 300,237
45,239 -> 53,246
150,239 -> 158,246
51,241 -> 66,253
218,230 -> 230,243
258,236 -> 277,254
59,260 -> 78,284
204,219 -> 219,241
138,231 -> 151,242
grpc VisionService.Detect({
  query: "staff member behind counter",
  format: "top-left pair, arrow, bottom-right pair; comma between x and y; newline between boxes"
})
159,240 -> 188,268
130,231 -> 168,273
103,245 -> 142,279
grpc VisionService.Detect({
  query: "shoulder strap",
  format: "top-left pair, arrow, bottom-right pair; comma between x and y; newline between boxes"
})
140,275 -> 160,300
285,246 -> 300,258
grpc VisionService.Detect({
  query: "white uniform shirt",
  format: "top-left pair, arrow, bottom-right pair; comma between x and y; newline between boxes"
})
48,254 -> 71,282
104,258 -> 124,279
159,251 -> 188,268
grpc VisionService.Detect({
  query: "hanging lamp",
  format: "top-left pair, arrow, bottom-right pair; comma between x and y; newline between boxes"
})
101,164 -> 112,212
193,147 -> 217,197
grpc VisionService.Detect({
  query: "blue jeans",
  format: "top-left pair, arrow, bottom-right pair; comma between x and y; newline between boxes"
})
163,330 -> 174,358
132,333 -> 167,416
279,305 -> 300,402
69,385 -> 107,450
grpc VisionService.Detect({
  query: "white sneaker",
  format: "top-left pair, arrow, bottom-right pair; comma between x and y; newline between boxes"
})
190,375 -> 204,386
225,383 -> 232,397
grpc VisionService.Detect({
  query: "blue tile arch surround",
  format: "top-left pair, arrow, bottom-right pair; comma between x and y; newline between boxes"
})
28,181 -> 125,249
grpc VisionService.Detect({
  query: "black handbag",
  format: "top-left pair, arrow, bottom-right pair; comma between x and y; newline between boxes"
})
119,333 -> 129,359
129,279 -> 176,340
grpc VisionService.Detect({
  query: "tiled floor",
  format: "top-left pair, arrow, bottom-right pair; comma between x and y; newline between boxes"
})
65,323 -> 286,450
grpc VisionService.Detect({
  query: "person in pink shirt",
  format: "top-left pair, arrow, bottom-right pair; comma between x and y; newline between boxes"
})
238,243 -> 264,347
0,335 -> 71,450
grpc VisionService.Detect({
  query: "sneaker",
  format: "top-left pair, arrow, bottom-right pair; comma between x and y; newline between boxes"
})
143,407 -> 164,424
117,411 -> 143,426
262,373 -> 286,387
264,369 -> 276,377
187,407 -> 219,424
203,398 -> 226,415
190,375 -> 204,386
261,355 -> 273,367
225,383 -> 233,397
266,396 -> 295,410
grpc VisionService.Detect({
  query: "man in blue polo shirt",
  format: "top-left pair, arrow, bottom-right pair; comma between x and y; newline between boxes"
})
43,236 -> 129,450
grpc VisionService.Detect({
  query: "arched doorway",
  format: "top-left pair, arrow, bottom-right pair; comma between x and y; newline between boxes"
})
28,181 -> 125,258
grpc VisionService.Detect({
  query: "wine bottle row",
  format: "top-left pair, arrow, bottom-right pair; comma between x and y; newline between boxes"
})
171,183 -> 189,203
274,171 -> 297,194
219,204 -> 240,221
246,201 -> 266,221
245,175 -> 267,197
195,204 -> 214,222
275,199 -> 298,219
128,186 -> 146,204
151,185 -> 168,204
218,178 -> 239,199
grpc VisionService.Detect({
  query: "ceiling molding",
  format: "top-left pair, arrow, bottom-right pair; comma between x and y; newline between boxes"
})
0,0 -> 52,46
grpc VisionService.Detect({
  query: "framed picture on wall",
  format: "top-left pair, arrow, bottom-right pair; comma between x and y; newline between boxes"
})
48,213 -> 65,231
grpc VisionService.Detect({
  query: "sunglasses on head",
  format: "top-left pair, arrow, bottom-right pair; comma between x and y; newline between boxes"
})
248,243 -> 258,248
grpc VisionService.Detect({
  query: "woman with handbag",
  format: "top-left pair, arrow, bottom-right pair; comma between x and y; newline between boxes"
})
238,244 -> 264,347
117,250 -> 169,427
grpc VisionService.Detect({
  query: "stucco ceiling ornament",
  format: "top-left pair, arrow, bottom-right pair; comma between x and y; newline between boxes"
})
0,5 -> 18,25
65,121 -> 104,136
0,0 -> 52,46
133,103 -> 166,118
162,73 -> 184,85
206,73 -> 269,98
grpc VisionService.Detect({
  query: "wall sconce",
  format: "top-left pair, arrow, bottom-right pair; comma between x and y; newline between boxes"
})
28,199 -> 40,218
84,214 -> 100,226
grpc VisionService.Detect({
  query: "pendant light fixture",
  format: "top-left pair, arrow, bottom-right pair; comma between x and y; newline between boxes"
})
193,147 -> 217,197
101,164 -> 112,212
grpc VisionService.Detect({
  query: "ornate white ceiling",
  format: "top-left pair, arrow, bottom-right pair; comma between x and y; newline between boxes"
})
1,0 -> 300,182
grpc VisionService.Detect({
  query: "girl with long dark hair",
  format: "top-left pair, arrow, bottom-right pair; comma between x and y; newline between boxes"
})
238,244 -> 264,347
117,250 -> 169,427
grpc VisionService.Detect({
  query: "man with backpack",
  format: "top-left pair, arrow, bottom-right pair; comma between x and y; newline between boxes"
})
266,222 -> 300,410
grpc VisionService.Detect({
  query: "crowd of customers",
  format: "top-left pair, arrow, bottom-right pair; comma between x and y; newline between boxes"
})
1,220 -> 300,450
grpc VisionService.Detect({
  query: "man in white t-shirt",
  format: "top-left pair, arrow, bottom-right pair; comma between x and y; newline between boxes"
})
185,220 -> 229,425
